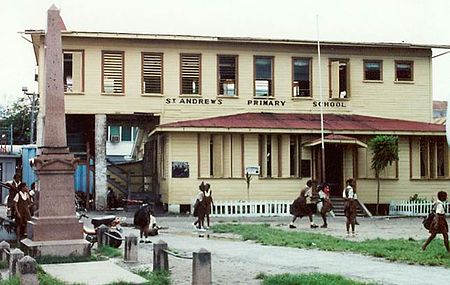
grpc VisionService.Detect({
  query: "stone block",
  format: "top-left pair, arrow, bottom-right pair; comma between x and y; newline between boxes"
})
124,234 -> 138,262
9,248 -> 24,278
192,248 -> 211,285
18,255 -> 39,285
0,241 -> 10,262
153,240 -> 168,271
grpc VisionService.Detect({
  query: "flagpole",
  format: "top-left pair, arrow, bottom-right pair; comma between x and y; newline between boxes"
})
316,15 -> 326,183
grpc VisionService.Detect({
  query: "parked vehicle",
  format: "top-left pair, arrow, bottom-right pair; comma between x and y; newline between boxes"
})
77,212 -> 124,248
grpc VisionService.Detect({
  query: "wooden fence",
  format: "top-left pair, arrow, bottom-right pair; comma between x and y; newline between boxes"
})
210,200 -> 291,217
389,200 -> 450,216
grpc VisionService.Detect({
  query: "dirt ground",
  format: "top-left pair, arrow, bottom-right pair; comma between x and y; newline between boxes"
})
114,214 -> 449,285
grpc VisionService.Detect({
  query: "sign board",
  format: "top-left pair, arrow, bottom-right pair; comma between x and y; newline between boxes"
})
245,166 -> 260,175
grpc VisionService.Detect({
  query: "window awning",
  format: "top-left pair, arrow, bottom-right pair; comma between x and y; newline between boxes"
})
303,134 -> 368,148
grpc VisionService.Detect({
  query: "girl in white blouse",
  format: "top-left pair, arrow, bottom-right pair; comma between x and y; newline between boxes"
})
422,191 -> 449,252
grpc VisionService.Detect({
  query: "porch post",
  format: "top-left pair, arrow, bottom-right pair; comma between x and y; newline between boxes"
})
95,114 -> 107,210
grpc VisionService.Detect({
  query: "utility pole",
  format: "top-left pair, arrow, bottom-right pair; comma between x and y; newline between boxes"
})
22,87 -> 38,144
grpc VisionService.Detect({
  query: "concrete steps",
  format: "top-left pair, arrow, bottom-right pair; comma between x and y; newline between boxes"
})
329,197 -> 367,217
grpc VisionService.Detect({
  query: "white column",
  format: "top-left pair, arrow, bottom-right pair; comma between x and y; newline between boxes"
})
95,114 -> 107,210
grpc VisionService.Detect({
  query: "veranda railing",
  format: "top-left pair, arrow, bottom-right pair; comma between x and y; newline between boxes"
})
389,200 -> 450,216
210,200 -> 292,217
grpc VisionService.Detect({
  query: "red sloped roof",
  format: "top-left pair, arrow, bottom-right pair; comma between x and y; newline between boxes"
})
158,112 -> 444,133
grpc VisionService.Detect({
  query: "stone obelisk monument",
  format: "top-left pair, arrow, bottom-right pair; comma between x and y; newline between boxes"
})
22,5 -> 90,257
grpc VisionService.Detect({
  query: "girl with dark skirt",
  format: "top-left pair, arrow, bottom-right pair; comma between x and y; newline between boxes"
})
343,178 -> 357,237
13,183 -> 32,242
193,182 -> 207,229
422,191 -> 449,252
203,183 -> 214,229
289,179 -> 318,229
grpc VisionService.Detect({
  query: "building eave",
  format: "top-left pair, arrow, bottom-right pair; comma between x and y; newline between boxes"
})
24,29 -> 450,50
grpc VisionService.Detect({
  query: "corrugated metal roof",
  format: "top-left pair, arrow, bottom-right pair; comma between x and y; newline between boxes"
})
303,134 -> 368,148
158,112 -> 445,133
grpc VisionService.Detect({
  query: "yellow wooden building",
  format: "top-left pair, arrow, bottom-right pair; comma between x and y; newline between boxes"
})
27,30 -> 449,213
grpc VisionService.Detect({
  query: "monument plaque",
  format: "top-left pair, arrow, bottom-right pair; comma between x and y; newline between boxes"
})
21,5 -> 90,257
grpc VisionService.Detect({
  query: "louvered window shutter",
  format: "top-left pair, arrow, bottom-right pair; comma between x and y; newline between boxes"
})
142,53 -> 162,94
103,51 -> 124,93
181,54 -> 201,95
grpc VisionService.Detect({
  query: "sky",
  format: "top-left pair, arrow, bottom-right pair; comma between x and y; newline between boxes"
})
1,0 -> 450,107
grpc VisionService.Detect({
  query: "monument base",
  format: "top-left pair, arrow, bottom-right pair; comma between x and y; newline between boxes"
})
21,238 -> 90,258
27,216 -> 84,241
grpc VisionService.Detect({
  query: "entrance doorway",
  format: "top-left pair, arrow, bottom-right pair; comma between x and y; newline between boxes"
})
325,144 -> 343,196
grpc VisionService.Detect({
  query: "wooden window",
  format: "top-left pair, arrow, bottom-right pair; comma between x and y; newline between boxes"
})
292,58 -> 311,97
357,136 -> 398,179
254,56 -> 274,97
218,55 -> 238,96
63,50 -> 84,93
301,160 -> 311,177
259,134 -> 282,177
121,126 -> 132,141
180,54 -> 201,95
199,133 -> 242,178
108,126 -> 120,142
329,59 -> 349,99
419,137 -> 448,178
289,135 -> 302,177
142,53 -> 163,94
395,61 -> 413,81
102,51 -> 124,94
363,60 -> 382,81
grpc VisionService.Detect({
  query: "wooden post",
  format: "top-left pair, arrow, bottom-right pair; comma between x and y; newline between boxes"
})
86,141 -> 90,210
124,234 -> 138,262
153,240 -> 168,271
192,248 -> 211,285
18,256 -> 39,285
9,248 -> 24,278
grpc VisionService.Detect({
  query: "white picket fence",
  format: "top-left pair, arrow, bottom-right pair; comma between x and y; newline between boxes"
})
389,200 -> 450,216
210,200 -> 292,217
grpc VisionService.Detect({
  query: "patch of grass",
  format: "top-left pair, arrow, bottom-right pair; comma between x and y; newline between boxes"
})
0,277 -> 19,285
135,269 -> 170,285
96,245 -> 122,258
211,223 -> 450,268
0,268 -> 80,285
261,273 -> 378,285
35,254 -> 105,264
0,260 -> 8,269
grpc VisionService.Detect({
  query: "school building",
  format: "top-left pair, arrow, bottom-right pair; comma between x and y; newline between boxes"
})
26,29 -> 449,213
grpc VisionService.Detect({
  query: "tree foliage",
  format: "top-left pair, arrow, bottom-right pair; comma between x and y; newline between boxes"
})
0,97 -> 38,144
368,135 -> 399,215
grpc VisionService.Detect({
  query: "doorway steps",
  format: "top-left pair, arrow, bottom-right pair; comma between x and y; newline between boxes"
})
329,197 -> 372,217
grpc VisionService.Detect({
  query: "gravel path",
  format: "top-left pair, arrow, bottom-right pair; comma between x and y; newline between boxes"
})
105,214 -> 450,285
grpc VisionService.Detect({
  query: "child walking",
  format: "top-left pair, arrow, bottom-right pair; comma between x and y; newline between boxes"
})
422,191 -> 449,252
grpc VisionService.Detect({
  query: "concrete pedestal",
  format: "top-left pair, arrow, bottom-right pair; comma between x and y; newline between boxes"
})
21,238 -> 90,258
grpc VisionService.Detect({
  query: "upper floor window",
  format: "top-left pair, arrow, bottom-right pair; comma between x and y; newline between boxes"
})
254,56 -> 274,97
180,54 -> 201,95
218,55 -> 238,96
102,51 -> 124,94
363,60 -> 382,81
395,61 -> 413,82
329,59 -> 349,99
292,58 -> 311,97
63,50 -> 84,93
142,53 -> 163,94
